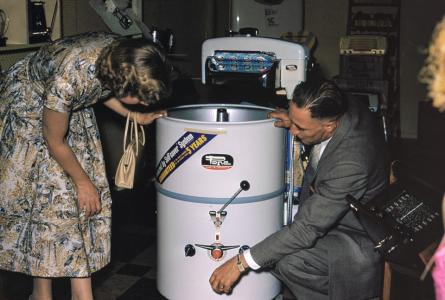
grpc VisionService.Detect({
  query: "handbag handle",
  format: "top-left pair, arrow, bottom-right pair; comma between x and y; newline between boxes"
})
123,112 -> 146,154
132,113 -> 145,147
122,112 -> 132,152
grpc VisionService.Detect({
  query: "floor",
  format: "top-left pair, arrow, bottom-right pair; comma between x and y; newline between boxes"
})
0,138 -> 442,299
0,184 -> 165,300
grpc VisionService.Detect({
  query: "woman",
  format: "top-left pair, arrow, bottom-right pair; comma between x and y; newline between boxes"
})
422,15 -> 445,112
421,15 -> 445,300
0,32 -> 172,300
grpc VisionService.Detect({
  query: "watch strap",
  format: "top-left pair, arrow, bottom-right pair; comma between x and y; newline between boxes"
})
236,254 -> 246,273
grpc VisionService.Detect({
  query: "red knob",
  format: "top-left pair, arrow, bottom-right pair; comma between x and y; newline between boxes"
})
211,248 -> 223,260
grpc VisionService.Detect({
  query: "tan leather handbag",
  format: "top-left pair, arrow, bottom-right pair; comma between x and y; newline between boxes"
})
115,113 -> 145,189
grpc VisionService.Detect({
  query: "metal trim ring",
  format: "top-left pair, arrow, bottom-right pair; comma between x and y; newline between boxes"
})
155,183 -> 285,204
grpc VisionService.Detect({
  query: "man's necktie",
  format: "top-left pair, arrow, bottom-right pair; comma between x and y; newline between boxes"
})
299,143 -> 321,203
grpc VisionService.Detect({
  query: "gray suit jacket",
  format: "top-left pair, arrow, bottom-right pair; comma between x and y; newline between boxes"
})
250,99 -> 389,299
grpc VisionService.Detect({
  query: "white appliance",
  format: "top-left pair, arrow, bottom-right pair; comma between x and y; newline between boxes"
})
202,36 -> 308,100
230,0 -> 303,38
156,104 -> 286,300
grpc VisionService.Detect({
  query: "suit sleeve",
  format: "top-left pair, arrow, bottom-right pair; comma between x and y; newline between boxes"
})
250,159 -> 369,267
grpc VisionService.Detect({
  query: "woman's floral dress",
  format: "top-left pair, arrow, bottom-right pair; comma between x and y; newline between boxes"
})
0,32 -> 118,277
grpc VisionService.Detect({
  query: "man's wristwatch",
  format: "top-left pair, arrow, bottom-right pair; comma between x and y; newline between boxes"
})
236,254 -> 246,273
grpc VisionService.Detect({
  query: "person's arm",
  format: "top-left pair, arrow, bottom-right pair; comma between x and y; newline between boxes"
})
103,97 -> 166,125
209,253 -> 249,294
250,161 -> 369,266
42,108 -> 101,217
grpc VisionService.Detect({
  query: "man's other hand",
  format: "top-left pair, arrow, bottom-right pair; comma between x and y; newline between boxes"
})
268,108 -> 291,128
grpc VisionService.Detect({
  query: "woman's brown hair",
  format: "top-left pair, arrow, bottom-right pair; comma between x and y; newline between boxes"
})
96,37 -> 172,104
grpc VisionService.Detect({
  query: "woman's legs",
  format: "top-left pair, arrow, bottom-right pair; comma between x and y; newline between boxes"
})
31,277 -> 52,300
31,277 -> 93,300
70,277 -> 94,300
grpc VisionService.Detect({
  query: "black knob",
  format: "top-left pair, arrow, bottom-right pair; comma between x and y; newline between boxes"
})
185,244 -> 196,257
240,180 -> 250,191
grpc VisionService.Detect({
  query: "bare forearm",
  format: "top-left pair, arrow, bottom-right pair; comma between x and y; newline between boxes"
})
103,97 -> 130,117
45,140 -> 91,187
103,97 -> 166,125
42,107 -> 100,215
42,108 -> 91,187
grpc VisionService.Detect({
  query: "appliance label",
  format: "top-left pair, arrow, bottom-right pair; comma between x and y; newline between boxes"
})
156,131 -> 218,184
201,154 -> 233,170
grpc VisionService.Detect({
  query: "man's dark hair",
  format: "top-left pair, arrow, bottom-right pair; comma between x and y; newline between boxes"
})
292,79 -> 348,120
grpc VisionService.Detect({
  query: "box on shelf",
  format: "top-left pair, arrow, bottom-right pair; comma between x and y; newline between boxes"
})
339,35 -> 387,80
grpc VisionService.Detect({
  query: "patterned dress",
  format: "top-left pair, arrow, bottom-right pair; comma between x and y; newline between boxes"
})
0,32 -> 118,277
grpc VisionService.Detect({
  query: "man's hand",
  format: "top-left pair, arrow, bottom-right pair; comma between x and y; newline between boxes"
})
135,110 -> 167,125
209,255 -> 246,294
268,108 -> 291,128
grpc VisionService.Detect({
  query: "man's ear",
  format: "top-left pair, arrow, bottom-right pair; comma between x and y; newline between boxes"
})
323,120 -> 337,134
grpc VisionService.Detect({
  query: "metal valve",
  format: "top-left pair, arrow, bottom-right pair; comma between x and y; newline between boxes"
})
195,243 -> 239,261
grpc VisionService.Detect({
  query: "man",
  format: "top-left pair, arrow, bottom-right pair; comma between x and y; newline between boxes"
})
209,79 -> 389,299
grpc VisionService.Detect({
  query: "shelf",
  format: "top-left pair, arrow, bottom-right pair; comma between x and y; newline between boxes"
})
350,0 -> 399,6
2,0 -> 61,45
344,0 -> 401,139
0,43 -> 46,53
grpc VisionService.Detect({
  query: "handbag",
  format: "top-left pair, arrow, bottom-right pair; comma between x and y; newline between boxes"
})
115,112 -> 145,189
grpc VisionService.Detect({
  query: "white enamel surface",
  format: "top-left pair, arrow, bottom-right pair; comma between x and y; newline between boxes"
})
156,104 -> 286,300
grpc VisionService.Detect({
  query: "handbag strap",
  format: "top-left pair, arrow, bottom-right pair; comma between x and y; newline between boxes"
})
123,112 -> 146,154
123,112 -> 132,152
133,113 -> 145,147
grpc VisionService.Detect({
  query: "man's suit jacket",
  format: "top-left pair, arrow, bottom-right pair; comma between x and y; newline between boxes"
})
250,99 -> 389,299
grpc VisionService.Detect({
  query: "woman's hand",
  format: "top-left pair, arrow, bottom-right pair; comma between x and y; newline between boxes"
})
75,180 -> 101,218
134,110 -> 167,125
268,108 -> 291,129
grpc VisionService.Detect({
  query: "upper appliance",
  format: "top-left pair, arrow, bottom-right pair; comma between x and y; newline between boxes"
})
202,36 -> 308,100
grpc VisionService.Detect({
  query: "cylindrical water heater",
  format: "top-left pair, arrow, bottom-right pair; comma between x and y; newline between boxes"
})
156,104 -> 286,300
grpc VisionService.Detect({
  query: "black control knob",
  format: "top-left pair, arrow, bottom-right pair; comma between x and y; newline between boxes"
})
184,244 -> 196,257
240,180 -> 250,191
